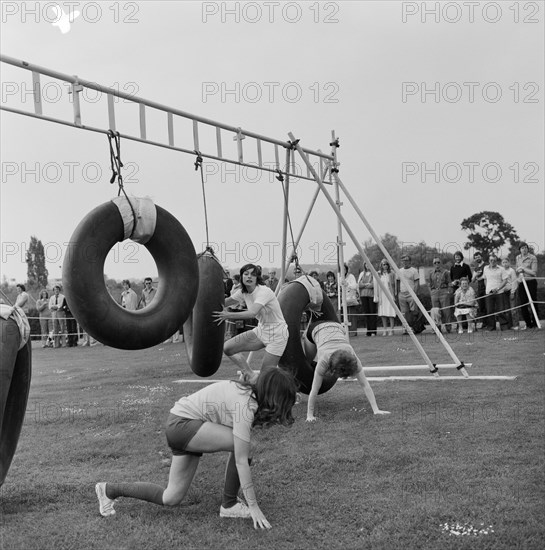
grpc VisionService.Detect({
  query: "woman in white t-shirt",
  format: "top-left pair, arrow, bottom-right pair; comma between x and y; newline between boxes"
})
95,368 -> 297,529
303,319 -> 390,422
213,264 -> 289,381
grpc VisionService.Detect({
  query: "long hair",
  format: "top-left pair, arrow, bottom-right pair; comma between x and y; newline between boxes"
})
39,289 -> 49,299
379,260 -> 391,274
326,349 -> 358,379
237,367 -> 297,428
239,263 -> 265,293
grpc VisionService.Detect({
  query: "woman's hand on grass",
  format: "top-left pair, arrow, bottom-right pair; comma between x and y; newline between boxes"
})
306,415 -> 317,423
249,506 -> 271,530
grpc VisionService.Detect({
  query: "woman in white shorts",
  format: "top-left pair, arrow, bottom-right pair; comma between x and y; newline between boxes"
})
214,264 -> 288,381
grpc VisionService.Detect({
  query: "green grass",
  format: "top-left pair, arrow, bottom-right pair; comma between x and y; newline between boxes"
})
1,329 -> 544,549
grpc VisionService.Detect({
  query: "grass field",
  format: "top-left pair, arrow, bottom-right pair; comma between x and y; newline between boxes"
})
1,328 -> 544,550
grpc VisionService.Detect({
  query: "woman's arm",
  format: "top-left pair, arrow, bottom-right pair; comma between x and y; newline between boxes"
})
234,436 -> 271,530
213,303 -> 263,324
306,361 -> 327,422
355,359 -> 390,415
224,296 -> 238,308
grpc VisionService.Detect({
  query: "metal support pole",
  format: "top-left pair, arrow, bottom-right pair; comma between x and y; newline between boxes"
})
277,161 -> 330,295
288,132 -> 465,376
279,147 -> 291,288
331,131 -> 349,333
520,276 -> 542,329
332,173 -> 468,373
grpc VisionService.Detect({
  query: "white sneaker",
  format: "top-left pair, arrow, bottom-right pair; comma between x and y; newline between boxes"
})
220,500 -> 251,518
95,482 -> 116,517
458,328 -> 463,334
468,328 -> 473,334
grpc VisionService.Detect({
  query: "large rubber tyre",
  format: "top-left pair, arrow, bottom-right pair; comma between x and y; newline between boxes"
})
184,253 -> 226,377
63,201 -> 199,350
278,282 -> 338,395
0,317 -> 32,487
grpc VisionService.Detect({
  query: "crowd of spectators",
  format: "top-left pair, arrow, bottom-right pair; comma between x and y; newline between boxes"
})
5,243 -> 540,347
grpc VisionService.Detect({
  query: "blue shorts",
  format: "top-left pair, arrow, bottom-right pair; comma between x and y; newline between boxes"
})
165,413 -> 204,457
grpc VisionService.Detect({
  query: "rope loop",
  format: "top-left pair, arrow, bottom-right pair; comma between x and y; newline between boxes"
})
194,150 -> 210,248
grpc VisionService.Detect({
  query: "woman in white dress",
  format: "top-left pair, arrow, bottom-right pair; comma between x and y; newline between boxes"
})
373,260 -> 397,336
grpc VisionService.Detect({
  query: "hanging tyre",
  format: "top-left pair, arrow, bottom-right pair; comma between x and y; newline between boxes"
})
278,281 -> 338,395
184,251 -> 226,377
63,198 -> 199,350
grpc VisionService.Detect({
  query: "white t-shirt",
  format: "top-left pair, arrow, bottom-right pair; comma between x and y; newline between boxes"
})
231,285 -> 286,327
397,267 -> 419,293
310,321 -> 360,377
483,265 -> 508,294
170,380 -> 257,443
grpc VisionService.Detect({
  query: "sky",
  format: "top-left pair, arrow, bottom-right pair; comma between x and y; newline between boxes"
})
1,0 -> 544,284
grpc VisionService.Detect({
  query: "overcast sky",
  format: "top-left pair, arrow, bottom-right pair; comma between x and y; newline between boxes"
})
1,1 -> 543,284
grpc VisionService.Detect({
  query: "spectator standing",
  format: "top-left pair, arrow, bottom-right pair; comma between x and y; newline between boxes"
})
483,254 -> 509,331
309,271 -> 324,290
396,255 -> 420,324
121,280 -> 138,311
324,271 -> 338,307
471,251 -> 487,328
266,271 -> 279,292
223,270 -> 234,297
49,285 -> 66,348
63,298 -> 78,347
15,284 -> 30,314
501,258 -> 518,330
516,242 -> 539,329
374,260 -> 396,336
358,263 -> 377,336
450,251 -> 473,327
36,289 -> 52,348
342,264 -> 359,337
139,277 -> 157,309
427,258 -> 452,332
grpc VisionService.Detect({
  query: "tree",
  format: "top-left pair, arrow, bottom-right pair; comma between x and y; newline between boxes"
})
461,211 -> 519,259
25,236 -> 48,288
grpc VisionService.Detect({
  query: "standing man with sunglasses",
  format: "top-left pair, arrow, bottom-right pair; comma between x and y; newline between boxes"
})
138,277 -> 157,309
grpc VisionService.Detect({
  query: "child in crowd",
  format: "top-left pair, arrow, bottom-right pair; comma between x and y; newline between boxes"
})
453,277 -> 477,334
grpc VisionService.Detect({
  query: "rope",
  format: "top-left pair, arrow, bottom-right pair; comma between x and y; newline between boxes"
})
107,130 -> 137,237
194,151 -> 210,249
278,151 -> 306,279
